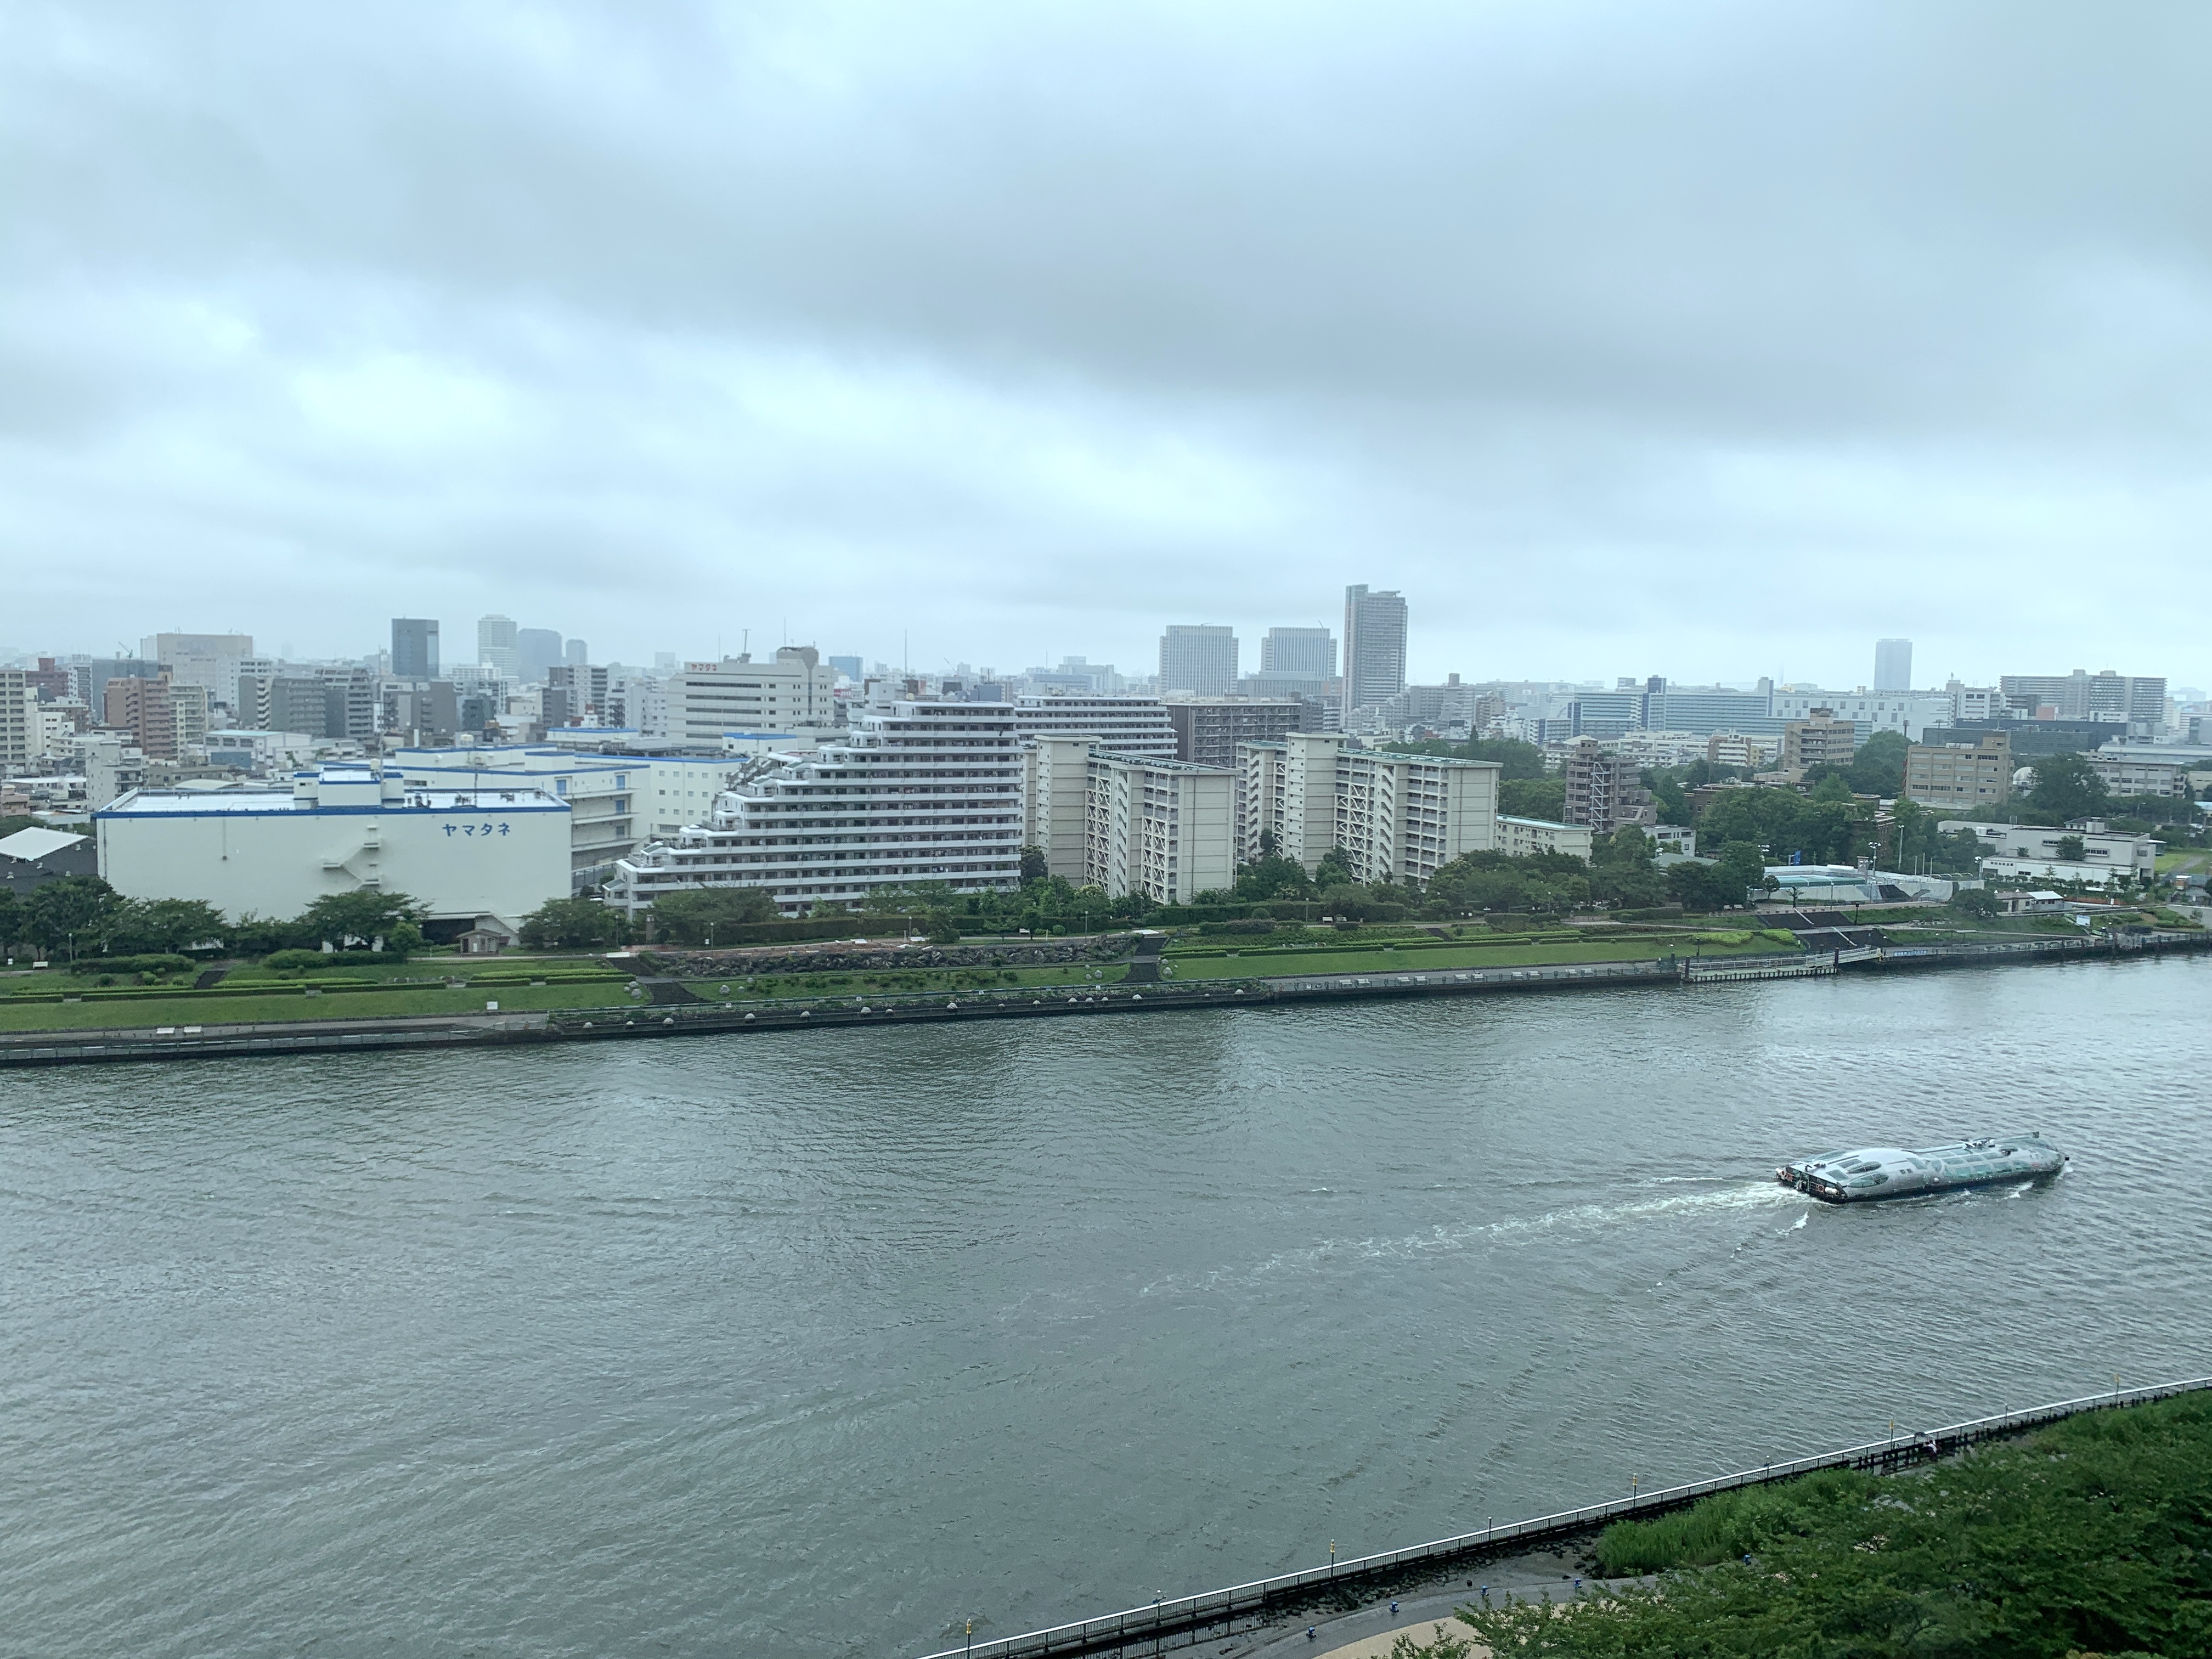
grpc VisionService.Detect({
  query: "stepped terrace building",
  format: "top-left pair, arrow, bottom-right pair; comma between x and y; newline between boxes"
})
608,699 -> 1021,918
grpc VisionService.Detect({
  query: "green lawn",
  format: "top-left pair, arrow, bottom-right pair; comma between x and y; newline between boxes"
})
0,982 -> 631,1034
681,962 -> 1130,1000
1161,936 -> 1793,980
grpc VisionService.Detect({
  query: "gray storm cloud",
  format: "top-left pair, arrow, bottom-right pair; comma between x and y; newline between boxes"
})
4,0 -> 2208,684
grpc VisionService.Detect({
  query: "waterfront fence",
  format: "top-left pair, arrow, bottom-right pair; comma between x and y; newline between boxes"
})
914,1375 -> 2212,1659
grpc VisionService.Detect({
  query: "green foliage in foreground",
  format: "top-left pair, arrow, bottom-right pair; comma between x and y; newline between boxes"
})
1433,1391 -> 2212,1659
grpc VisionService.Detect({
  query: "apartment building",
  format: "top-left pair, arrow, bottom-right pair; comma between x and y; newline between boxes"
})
2000,670 -> 2165,729
1084,754 -> 1236,906
1237,733 -> 1499,884
2087,752 -> 2192,799
1020,735 -> 1096,881
1164,697 -> 1306,768
1705,732 -> 1771,769
608,699 -> 1022,917
1902,733 -> 2012,810
1236,734 -> 1346,868
0,670 -> 34,774
101,674 -> 209,761
1780,709 -> 1859,778
654,648 -> 836,746
1012,695 -> 1177,759
1561,737 -> 1653,833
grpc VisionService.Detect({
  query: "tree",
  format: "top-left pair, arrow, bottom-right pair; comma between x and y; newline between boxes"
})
1648,774 -> 1690,825
1666,859 -> 1734,911
1844,729 -> 1909,796
298,889 -> 424,949
1950,887 -> 2002,919
2028,752 -> 2110,822
650,885 -> 778,944
1809,771 -> 1857,805
1018,845 -> 1048,882
518,896 -> 628,950
1713,842 -> 1769,899
0,889 -> 21,952
1498,777 -> 1566,821
25,877 -> 128,961
2054,834 -> 2087,862
1314,845 -> 1356,887
111,898 -> 228,955
1234,855 -> 1314,901
1463,738 -> 1547,780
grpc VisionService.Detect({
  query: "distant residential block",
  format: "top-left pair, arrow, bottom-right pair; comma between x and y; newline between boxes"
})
1164,697 -> 1306,768
1781,708 -> 1859,778
1903,733 -> 2011,809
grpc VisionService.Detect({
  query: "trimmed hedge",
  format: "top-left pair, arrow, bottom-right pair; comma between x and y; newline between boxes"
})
65,954 -> 198,977
262,949 -> 410,971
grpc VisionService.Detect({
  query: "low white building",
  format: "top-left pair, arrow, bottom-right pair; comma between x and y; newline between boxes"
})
96,765 -> 570,931
608,698 -> 1022,917
1499,816 -> 1595,860
1979,856 -> 2128,889
1966,822 -> 2158,880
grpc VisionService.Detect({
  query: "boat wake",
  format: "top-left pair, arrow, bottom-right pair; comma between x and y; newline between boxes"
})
1143,1181 -> 1810,1296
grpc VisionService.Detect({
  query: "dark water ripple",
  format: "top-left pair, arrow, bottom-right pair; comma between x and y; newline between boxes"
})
2,956 -> 2209,1657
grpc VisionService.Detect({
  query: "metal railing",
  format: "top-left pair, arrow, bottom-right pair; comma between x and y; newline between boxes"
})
913,1375 -> 2212,1659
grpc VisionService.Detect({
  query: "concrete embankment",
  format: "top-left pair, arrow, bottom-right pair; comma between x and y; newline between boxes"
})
2,930 -> 2206,1069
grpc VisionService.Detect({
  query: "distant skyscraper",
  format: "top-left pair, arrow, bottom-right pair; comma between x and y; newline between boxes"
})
1158,625 -> 1239,696
564,637 -> 589,668
392,618 -> 439,680
1260,626 -> 1337,679
1874,638 -> 1913,692
477,615 -> 520,678
516,628 -> 564,683
828,655 -> 864,682
1342,585 -> 1408,710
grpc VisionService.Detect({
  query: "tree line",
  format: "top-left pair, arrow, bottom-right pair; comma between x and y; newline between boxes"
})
0,877 -> 426,963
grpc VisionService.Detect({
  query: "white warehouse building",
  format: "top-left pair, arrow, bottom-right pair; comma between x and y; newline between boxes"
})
96,765 -> 571,933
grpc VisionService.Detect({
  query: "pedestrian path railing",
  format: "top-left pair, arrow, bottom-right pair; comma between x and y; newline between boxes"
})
913,1375 -> 2212,1659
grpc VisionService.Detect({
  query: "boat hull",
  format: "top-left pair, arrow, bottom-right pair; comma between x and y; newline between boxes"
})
1776,1137 -> 2067,1204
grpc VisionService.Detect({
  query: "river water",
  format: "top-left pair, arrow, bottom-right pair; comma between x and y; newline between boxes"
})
3,955 -> 2208,1657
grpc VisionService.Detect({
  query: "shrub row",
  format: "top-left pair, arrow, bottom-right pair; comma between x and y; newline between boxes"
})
63,954 -> 199,977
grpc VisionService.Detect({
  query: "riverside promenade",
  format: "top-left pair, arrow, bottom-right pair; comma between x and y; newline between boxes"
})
915,1375 -> 2212,1659
3,928 -> 2207,1069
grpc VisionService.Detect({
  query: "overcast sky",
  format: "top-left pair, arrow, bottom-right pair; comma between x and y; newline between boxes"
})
6,0 -> 2209,690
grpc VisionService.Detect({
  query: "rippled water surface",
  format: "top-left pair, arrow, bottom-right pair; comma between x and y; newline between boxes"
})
3,956 -> 2208,1657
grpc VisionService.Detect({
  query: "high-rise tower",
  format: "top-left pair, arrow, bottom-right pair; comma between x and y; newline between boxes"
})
1342,585 -> 1408,710
392,618 -> 439,680
1874,639 -> 1913,692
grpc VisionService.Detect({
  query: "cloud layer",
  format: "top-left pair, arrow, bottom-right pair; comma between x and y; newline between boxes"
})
6,0 -> 2210,686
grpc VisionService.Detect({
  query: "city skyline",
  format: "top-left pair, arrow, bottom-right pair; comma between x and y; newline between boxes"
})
8,4 -> 2212,689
